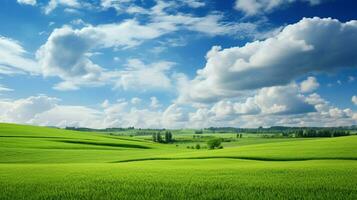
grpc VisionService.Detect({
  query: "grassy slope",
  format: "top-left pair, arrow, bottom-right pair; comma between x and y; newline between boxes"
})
1,123 -> 357,200
0,123 -> 179,163
1,160 -> 356,200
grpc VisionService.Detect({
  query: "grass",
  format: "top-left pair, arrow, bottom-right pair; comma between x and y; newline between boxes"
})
1,123 -> 357,199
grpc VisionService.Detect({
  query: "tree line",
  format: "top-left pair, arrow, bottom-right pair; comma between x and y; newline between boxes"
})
152,131 -> 174,143
283,129 -> 350,138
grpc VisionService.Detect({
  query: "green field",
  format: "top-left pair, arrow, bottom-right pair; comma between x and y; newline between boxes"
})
1,123 -> 357,199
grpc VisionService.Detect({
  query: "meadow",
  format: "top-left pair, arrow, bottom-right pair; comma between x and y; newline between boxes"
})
0,123 -> 356,199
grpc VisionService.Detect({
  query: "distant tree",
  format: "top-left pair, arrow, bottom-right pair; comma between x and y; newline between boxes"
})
156,132 -> 163,143
207,138 -> 222,149
164,131 -> 173,143
195,130 -> 203,134
294,129 -> 350,138
152,132 -> 157,142
195,144 -> 201,149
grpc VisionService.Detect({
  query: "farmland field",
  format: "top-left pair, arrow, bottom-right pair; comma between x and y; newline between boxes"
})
1,123 -> 357,200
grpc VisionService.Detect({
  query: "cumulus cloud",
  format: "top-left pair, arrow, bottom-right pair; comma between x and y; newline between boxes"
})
17,0 -> 36,6
181,0 -> 205,8
210,84 -> 315,118
114,59 -> 174,91
150,97 -> 161,109
32,105 -> 104,128
44,0 -> 80,14
0,93 -> 355,129
0,95 -> 159,128
162,103 -> 188,128
0,95 -> 58,123
189,90 -> 356,128
0,36 -> 39,75
306,93 -> 354,121
235,0 -> 323,16
0,95 -> 177,128
131,97 -> 142,105
254,85 -> 315,114
36,0 -> 261,91
352,96 -> 357,105
179,17 -> 357,103
300,76 -> 319,93
36,22 -> 174,90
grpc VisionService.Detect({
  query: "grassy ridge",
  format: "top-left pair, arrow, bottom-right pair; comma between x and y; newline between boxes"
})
2,123 -> 357,163
0,123 -> 179,163
1,123 -> 357,199
1,160 -> 356,200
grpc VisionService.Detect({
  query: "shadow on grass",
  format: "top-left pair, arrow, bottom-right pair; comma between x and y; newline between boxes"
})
0,135 -> 71,139
112,156 -> 357,163
57,140 -> 151,149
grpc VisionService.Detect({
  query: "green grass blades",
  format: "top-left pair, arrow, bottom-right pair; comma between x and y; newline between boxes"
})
1,160 -> 356,200
1,123 -> 357,199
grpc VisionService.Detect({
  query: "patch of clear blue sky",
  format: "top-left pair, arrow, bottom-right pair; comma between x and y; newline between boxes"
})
0,0 -> 356,110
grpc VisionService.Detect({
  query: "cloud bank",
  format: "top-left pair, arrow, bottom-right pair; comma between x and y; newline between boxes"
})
179,17 -> 357,103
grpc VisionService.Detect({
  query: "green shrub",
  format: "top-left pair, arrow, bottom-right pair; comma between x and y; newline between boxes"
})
207,138 -> 222,149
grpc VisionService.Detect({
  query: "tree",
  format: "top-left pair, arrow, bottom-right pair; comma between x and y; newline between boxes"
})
195,144 -> 201,149
152,132 -> 157,142
207,138 -> 222,149
156,132 -> 163,143
195,130 -> 203,134
164,131 -> 173,143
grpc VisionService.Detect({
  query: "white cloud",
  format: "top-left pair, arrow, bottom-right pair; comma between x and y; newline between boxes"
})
44,0 -> 80,14
348,76 -> 355,82
101,99 -> 110,108
0,95 -> 58,123
32,105 -> 104,128
101,99 -> 162,128
0,95 -> 159,129
0,93 -> 355,129
53,81 -> 80,91
100,0 -> 132,11
0,36 -> 39,75
36,23 -> 172,90
162,103 -> 188,128
131,97 -> 142,105
187,90 -> 356,128
17,0 -> 36,6
209,84 -> 314,117
235,0 -> 323,16
101,0 -> 257,37
181,0 -> 205,8
352,96 -> 357,105
150,97 -> 161,109
179,17 -> 357,103
254,85 -> 315,114
36,0 -> 261,91
114,59 -> 174,91
149,2 -> 257,37
0,85 -> 13,92
300,76 -> 319,93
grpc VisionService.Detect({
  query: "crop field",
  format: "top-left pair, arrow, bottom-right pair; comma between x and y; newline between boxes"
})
1,123 -> 357,200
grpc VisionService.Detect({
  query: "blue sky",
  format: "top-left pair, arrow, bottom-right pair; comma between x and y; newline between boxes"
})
0,0 -> 357,128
